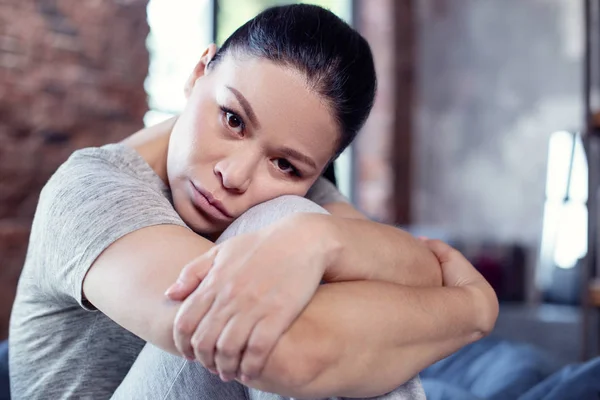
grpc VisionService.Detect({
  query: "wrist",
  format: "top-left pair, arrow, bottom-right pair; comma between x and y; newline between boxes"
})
272,213 -> 343,278
304,213 -> 343,280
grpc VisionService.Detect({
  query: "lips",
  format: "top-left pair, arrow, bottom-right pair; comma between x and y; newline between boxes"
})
189,181 -> 233,221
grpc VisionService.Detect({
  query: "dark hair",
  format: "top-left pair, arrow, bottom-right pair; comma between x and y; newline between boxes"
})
209,4 -> 377,158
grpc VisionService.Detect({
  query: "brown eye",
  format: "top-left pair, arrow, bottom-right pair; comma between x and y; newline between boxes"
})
274,158 -> 300,177
226,112 -> 242,129
221,108 -> 245,135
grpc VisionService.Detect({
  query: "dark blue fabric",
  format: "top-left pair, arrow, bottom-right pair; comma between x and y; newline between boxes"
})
422,336 -> 559,400
519,357 -> 600,400
0,340 -> 9,400
422,336 -> 600,400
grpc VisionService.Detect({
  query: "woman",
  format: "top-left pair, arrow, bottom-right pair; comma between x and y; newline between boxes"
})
9,4 -> 498,400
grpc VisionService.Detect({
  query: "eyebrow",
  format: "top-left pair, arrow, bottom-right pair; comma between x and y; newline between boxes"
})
225,86 -> 261,129
279,146 -> 317,170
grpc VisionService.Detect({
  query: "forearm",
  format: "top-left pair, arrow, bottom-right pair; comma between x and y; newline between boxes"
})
303,213 -> 442,287
250,280 -> 497,398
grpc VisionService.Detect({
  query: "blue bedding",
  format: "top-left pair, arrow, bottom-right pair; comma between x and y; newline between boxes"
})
0,341 -> 8,400
422,336 -> 600,400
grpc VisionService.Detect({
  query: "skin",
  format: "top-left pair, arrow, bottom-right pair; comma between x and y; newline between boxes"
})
156,44 -> 339,239
83,43 -> 499,397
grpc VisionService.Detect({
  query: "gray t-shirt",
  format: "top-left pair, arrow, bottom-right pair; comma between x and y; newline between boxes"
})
9,143 -> 349,399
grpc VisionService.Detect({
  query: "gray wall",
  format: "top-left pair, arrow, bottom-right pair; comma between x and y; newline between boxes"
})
413,0 -> 583,248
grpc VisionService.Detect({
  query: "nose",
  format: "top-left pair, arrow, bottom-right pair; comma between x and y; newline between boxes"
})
213,150 -> 257,194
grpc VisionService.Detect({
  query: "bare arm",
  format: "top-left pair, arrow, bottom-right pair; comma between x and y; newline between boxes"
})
309,204 -> 442,286
253,280 -> 496,398
83,225 -> 214,355
250,239 -> 498,398
84,221 -> 496,399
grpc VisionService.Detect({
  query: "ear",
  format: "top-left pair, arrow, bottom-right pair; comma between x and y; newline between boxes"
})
184,43 -> 218,99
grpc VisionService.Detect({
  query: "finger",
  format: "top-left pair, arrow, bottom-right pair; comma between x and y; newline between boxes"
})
214,310 -> 262,382
165,247 -> 218,300
191,297 -> 236,377
425,240 -> 484,286
173,281 -> 217,360
424,239 -> 461,264
239,313 -> 292,381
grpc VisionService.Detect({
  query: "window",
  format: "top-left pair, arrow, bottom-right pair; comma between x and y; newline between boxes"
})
217,0 -> 352,44
144,0 -> 213,126
537,131 -> 588,292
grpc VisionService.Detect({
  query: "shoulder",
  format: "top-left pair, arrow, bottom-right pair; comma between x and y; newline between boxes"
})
33,143 -> 182,256
42,143 -> 167,205
54,143 -> 153,180
26,143 -> 186,307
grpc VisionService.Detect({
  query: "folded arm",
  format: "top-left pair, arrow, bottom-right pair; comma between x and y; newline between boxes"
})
305,204 -> 442,286
242,212 -> 497,398
253,279 -> 497,398
84,201 -> 494,398
84,221 -> 496,398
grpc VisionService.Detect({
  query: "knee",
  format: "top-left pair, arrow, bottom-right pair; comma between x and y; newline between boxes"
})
248,195 -> 328,217
216,195 -> 328,243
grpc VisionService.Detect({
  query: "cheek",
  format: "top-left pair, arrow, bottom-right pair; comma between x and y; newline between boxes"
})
170,98 -> 223,168
183,95 -> 215,143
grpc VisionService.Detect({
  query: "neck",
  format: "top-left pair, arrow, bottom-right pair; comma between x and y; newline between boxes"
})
121,116 -> 178,185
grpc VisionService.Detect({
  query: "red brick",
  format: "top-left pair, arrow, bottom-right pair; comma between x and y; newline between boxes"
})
0,0 -> 149,338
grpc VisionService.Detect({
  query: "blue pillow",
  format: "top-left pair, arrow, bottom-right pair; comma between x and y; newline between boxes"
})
422,336 -> 559,400
520,357 -> 600,400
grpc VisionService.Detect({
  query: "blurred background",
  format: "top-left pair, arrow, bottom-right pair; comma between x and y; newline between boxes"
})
1,0 -> 600,392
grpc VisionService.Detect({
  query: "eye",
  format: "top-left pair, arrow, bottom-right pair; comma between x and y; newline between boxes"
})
274,158 -> 301,177
220,107 -> 245,135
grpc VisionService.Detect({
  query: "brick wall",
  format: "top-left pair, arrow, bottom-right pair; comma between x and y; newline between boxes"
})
0,0 -> 149,339
354,0 -> 397,223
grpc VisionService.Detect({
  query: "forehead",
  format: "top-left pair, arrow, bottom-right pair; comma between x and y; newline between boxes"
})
210,56 -> 340,165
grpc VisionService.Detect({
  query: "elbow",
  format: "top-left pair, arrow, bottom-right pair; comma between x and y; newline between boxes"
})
480,283 -> 500,336
255,318 -> 338,398
468,282 -> 499,341
269,347 -> 326,395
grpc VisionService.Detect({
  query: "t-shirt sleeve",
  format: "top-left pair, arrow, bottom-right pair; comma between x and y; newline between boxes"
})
32,148 -> 188,310
305,176 -> 349,206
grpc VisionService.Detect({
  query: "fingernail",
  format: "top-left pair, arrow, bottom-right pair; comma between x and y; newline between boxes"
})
164,281 -> 184,296
220,373 -> 231,382
240,374 -> 251,382
208,368 -> 218,375
417,236 -> 429,242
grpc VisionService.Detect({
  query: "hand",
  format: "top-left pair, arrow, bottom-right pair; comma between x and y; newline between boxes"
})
165,216 -> 338,382
423,239 -> 499,334
421,239 -> 484,287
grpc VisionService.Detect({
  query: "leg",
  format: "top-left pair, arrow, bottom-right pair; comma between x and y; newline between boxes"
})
214,195 -> 328,243
111,345 -> 247,400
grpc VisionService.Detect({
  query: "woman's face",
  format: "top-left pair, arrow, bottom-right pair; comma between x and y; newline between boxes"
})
167,51 -> 340,236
